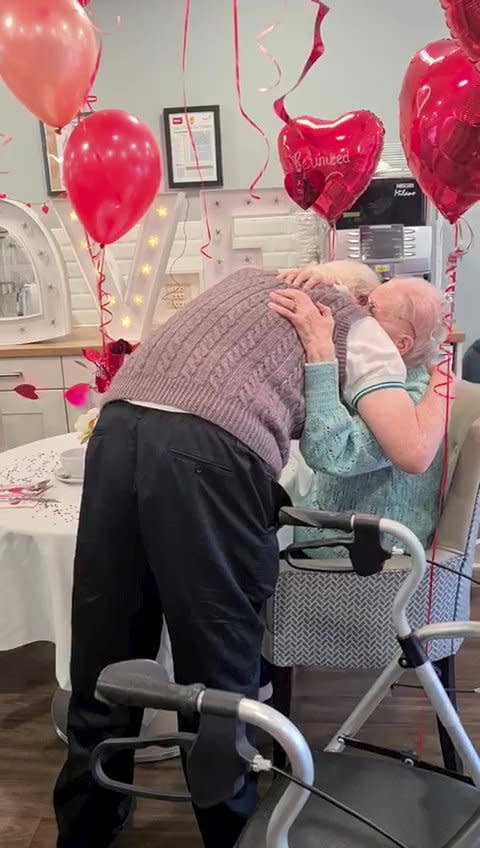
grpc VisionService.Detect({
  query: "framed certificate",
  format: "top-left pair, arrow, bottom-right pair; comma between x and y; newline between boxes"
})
163,105 -> 223,189
40,114 -> 88,195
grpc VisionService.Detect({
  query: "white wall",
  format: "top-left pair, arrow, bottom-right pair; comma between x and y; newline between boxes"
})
0,0 -> 448,199
3,1 -> 477,347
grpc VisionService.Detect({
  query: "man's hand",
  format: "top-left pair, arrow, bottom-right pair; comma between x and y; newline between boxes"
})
277,265 -> 336,290
268,288 -> 335,362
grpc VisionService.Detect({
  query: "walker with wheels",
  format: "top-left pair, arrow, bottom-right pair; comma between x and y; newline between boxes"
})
92,508 -> 480,847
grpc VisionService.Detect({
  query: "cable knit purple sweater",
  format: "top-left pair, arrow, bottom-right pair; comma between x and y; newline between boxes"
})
104,268 -> 364,475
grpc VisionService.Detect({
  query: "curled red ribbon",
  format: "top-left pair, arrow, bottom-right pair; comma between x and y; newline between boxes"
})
85,234 -> 112,356
416,217 -> 472,755
0,132 -> 11,177
256,3 -> 288,94
182,0 -> 212,258
274,0 -> 329,125
232,0 -> 271,200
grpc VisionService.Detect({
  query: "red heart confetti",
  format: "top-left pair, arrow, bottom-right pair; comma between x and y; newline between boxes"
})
64,383 -> 90,407
14,383 -> 39,400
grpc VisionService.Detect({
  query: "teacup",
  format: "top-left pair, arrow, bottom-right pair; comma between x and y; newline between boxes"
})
59,447 -> 85,479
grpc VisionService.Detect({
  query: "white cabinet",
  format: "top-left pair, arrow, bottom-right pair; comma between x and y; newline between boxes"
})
0,355 -> 70,451
0,357 -> 63,392
0,351 -> 101,452
0,389 -> 67,451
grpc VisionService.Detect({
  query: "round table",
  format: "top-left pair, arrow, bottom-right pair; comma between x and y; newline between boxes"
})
0,432 -> 177,761
0,432 -> 303,758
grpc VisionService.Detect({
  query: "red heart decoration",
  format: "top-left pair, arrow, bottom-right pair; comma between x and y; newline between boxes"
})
399,39 -> 480,223
278,111 -> 384,225
440,0 -> 480,65
284,170 -> 325,210
14,383 -> 39,400
64,383 -> 90,407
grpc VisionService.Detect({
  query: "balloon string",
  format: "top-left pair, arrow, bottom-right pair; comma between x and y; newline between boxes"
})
85,234 -> 112,355
274,0 -> 329,126
182,0 -> 212,259
415,219 -> 471,756
0,133 -> 11,177
256,2 -> 288,93
327,223 -> 336,260
232,0 -> 271,199
84,95 -> 97,113
86,11 -> 121,37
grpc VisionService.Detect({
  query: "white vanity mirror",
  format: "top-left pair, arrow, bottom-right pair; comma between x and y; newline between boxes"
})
0,198 -> 71,345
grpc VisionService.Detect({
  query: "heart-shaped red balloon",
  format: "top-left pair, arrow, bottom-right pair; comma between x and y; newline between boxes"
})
14,383 -> 39,400
440,0 -> 480,65
399,39 -> 480,223
278,111 -> 384,224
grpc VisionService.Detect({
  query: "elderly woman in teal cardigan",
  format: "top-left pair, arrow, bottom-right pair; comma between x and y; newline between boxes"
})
270,267 -> 445,553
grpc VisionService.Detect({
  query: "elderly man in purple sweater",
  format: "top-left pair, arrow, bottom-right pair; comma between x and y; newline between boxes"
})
54,265 -> 447,848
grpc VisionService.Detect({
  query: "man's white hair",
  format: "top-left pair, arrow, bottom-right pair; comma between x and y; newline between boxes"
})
390,277 -> 448,368
314,260 -> 380,301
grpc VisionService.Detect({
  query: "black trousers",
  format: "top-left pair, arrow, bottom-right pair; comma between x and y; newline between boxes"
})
54,402 -> 283,848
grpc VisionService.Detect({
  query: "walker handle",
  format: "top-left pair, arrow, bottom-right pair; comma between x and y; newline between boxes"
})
279,506 -> 355,532
95,659 -> 205,717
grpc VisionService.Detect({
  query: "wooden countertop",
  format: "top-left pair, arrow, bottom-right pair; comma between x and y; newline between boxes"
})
0,327 -> 103,358
0,327 -> 467,359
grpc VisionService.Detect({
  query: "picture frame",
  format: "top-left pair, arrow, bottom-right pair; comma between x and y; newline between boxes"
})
163,105 -> 223,190
40,114 -> 88,196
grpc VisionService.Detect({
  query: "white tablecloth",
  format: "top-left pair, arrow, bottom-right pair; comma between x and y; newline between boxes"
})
0,434 -> 84,688
0,433 -> 302,691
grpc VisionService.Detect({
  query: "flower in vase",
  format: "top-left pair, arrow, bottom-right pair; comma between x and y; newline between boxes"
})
75,408 -> 99,444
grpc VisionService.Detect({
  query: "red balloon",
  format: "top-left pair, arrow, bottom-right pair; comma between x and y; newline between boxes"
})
399,39 -> 480,224
278,112 -> 384,225
0,0 -> 98,128
77,0 -> 90,5
63,110 -> 162,245
440,0 -> 480,65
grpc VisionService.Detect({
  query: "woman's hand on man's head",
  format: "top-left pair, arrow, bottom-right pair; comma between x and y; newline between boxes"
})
268,288 -> 336,363
277,265 -> 336,290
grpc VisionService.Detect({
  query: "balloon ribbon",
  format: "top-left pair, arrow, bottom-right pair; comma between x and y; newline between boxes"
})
182,0 -> 212,258
274,0 -> 329,126
416,218 -> 472,754
256,6 -> 286,93
85,235 -> 112,357
232,0 -> 271,199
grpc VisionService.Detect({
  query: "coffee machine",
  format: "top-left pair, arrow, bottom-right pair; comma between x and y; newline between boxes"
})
334,176 -> 432,282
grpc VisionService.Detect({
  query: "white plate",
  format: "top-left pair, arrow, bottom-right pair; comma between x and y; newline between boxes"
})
55,468 -> 83,485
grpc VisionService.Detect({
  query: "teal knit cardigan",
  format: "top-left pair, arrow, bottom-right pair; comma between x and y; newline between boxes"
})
295,361 -> 443,556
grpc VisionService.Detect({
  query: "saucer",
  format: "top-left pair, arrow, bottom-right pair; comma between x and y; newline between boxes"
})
55,468 -> 83,485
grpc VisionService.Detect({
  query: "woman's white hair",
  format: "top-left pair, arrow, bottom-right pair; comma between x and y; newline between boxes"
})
390,277 -> 448,368
314,260 -> 380,302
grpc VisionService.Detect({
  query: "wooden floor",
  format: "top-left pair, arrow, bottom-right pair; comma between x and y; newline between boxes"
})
2,588 -> 480,847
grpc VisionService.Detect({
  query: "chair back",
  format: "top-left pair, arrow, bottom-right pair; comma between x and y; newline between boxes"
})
439,380 -> 480,556
267,381 -> 480,670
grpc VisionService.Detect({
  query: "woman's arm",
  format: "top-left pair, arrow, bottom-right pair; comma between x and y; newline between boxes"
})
302,361 -> 392,475
301,361 -> 428,476
356,371 -> 448,474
